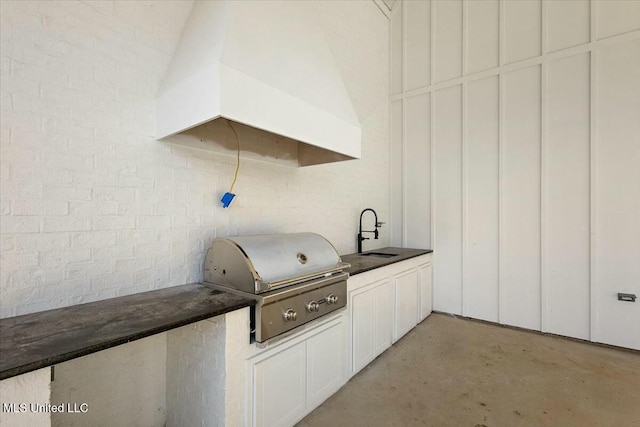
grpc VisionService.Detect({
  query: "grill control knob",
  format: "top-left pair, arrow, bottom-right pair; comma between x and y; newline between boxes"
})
306,301 -> 320,312
283,309 -> 297,321
326,294 -> 338,305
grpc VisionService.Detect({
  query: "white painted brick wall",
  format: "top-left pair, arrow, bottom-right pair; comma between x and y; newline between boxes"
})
0,0 -> 388,317
50,333 -> 167,427
0,368 -> 51,427
165,308 -> 250,427
224,308 -> 252,427
166,316 -> 227,427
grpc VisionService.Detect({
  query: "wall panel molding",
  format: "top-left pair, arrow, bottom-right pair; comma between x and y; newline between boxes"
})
391,0 -> 640,347
540,57 -> 547,334
391,29 -> 639,102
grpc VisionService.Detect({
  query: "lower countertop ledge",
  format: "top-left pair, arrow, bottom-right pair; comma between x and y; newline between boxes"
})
0,283 -> 255,381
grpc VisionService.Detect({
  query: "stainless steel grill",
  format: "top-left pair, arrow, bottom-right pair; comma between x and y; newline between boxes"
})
203,233 -> 349,342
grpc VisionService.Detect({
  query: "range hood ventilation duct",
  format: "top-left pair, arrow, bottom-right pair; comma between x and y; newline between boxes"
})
156,1 -> 361,166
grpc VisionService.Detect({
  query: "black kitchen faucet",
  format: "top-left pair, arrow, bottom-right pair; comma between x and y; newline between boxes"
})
357,208 -> 382,253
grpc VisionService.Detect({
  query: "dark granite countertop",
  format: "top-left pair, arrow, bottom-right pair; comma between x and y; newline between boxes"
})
341,247 -> 432,276
0,283 -> 255,380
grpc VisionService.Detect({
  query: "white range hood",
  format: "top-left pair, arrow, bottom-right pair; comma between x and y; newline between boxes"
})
156,0 -> 361,166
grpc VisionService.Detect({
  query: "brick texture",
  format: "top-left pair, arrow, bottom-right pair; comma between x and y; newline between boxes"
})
0,0 -> 389,318
166,317 -> 227,427
51,333 -> 167,427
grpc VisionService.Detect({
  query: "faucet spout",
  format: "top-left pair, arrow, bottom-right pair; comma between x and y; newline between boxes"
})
357,208 -> 381,253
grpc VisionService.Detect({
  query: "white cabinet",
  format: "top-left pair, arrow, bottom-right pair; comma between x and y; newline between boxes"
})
393,269 -> 419,342
418,261 -> 433,322
306,322 -> 345,409
347,253 -> 433,377
249,315 -> 347,427
350,279 -> 392,375
253,342 -> 306,427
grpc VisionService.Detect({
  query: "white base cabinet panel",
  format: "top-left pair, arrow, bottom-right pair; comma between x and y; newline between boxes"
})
350,279 -> 393,375
248,315 -> 347,427
306,323 -> 346,409
418,261 -> 433,321
347,254 -> 432,377
253,342 -> 307,427
393,269 -> 419,342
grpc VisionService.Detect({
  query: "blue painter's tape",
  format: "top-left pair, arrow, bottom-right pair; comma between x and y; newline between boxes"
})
221,192 -> 236,208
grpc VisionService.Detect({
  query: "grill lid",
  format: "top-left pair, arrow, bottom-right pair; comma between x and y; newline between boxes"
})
204,232 -> 347,293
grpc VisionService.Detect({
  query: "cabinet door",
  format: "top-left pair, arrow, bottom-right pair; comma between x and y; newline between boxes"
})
253,342 -> 306,427
418,262 -> 433,321
351,280 -> 392,375
306,322 -> 346,409
394,269 -> 419,342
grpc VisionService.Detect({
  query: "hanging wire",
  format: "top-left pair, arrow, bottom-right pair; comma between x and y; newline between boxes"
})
227,120 -> 240,193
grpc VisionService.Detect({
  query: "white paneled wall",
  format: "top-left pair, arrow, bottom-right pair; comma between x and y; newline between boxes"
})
593,38 -> 640,349
404,93 -> 430,248
501,65 -> 541,330
546,0 -> 590,52
390,0 -> 640,349
464,76 -> 499,322
432,0 -> 463,83
52,334 -> 167,427
404,0 -> 430,90
433,85 -> 463,315
466,0 -> 499,74
544,52 -> 590,339
390,100 -> 404,246
503,0 -> 541,63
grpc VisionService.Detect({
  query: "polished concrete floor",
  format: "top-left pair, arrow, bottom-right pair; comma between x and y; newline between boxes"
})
298,313 -> 640,427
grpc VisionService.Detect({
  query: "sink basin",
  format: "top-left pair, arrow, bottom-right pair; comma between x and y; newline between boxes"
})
360,252 -> 398,258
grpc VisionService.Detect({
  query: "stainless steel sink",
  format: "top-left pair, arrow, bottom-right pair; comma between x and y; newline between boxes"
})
360,252 -> 398,258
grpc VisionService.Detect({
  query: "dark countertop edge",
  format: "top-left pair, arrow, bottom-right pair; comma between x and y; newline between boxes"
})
341,248 -> 433,276
0,285 -> 255,381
